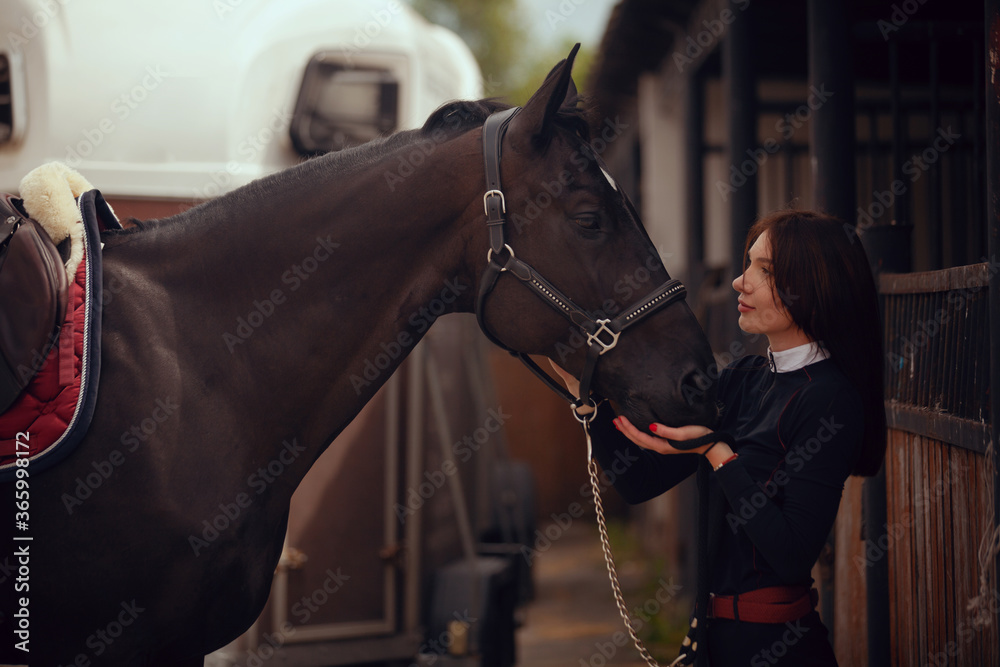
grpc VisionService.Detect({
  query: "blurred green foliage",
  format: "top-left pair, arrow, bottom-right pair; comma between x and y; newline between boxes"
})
408,0 -> 595,106
606,519 -> 694,663
504,38 -> 594,107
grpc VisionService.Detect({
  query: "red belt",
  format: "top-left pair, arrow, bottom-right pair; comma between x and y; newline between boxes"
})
708,586 -> 818,624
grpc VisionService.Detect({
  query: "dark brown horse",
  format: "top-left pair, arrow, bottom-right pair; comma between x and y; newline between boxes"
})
0,47 -> 716,665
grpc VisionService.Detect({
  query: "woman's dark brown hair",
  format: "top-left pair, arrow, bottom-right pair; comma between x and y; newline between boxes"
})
744,210 -> 886,477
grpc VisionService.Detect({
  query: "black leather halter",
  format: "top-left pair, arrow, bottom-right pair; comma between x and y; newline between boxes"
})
475,107 -> 689,415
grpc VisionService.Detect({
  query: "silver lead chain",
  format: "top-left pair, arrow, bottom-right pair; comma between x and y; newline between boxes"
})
581,419 -> 693,667
581,420 -> 690,667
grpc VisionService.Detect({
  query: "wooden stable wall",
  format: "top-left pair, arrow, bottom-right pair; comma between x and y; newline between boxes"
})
870,263 -> 998,667
487,349 -> 619,522
885,431 -> 998,665
827,262 -> 1000,667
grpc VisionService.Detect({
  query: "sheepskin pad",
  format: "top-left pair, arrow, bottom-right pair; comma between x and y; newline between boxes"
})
17,161 -> 98,279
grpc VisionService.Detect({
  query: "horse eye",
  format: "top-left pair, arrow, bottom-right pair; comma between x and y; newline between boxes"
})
573,213 -> 601,230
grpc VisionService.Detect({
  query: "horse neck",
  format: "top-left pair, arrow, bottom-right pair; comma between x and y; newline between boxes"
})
113,129 -> 486,475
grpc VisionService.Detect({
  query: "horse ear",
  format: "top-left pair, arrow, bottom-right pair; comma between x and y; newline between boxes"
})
510,43 -> 580,152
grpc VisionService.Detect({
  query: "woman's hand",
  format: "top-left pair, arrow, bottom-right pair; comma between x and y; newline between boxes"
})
614,416 -> 733,466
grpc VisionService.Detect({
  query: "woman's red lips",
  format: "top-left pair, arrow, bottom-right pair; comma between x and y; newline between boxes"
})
737,299 -> 754,313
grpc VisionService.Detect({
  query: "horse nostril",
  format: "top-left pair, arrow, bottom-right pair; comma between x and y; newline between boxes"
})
679,365 -> 712,408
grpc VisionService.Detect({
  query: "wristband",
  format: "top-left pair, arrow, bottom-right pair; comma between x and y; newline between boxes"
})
713,453 -> 738,472
702,441 -> 719,456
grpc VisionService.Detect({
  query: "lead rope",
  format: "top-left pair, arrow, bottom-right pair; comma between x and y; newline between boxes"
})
579,416 -> 693,667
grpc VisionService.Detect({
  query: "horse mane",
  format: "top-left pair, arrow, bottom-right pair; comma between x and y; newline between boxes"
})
420,98 -> 510,133
104,97 -> 592,236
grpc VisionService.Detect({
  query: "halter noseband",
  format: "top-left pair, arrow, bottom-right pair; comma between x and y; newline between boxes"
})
475,107 -> 689,415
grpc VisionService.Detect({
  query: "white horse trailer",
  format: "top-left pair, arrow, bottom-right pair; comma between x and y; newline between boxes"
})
0,0 -> 482,196
0,1 -> 535,664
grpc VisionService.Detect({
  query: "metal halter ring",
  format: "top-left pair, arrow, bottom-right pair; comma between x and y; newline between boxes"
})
571,398 -> 599,425
586,319 -> 621,355
483,189 -> 506,215
486,243 -> 515,269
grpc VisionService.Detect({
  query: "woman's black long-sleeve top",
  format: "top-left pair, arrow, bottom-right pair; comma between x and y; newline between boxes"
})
590,354 -> 863,593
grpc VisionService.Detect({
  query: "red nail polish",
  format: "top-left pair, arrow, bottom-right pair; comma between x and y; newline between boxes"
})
649,424 -> 657,433
614,421 -> 621,431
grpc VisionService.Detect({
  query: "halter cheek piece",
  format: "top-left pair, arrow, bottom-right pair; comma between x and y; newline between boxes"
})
474,107 -> 688,417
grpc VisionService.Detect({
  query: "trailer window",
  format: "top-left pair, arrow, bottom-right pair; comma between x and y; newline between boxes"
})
290,55 -> 399,155
0,54 -> 13,144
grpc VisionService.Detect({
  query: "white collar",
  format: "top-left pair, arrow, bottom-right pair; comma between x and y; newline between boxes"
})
767,341 -> 830,373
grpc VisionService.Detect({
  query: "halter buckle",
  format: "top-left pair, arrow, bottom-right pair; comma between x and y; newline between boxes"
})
587,319 -> 620,355
483,189 -> 506,215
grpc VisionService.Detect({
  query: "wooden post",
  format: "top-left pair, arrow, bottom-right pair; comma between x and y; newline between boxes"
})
723,0 -> 756,358
807,1 -> 877,656
685,67 -> 705,290
984,4 -> 1000,665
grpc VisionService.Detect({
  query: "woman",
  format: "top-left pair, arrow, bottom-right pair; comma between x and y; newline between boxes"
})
554,210 -> 885,665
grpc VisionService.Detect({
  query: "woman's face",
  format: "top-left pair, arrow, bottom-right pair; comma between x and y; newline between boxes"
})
732,231 -> 810,351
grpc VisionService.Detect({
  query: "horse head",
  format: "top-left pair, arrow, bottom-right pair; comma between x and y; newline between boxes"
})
472,45 -> 718,432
